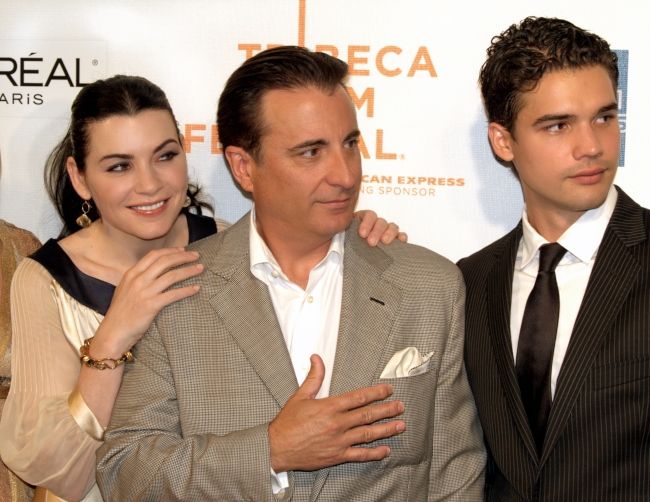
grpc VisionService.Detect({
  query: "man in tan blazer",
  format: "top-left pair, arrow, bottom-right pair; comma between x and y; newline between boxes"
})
97,46 -> 485,501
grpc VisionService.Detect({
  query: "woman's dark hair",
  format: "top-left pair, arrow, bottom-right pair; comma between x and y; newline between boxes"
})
46,74 -> 211,237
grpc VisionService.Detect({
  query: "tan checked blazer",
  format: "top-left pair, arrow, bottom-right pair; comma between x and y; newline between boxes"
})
97,215 -> 485,501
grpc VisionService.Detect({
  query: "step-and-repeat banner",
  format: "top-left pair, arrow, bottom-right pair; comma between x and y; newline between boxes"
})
1,1 -> 647,261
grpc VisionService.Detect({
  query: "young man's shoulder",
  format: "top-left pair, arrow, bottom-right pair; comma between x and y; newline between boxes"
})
457,225 -> 520,272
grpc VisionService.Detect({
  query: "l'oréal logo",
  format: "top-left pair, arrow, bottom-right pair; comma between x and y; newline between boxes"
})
0,52 -> 94,87
0,40 -> 106,117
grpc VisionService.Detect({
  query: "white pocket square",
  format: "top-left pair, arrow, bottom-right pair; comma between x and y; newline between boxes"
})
380,347 -> 434,379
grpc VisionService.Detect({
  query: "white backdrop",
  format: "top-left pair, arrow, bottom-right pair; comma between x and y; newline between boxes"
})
1,0 -> 648,261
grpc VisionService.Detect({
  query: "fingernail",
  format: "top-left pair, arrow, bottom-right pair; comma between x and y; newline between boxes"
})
396,422 -> 406,432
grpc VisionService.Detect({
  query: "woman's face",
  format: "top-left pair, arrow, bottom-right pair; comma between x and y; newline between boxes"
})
69,109 -> 188,244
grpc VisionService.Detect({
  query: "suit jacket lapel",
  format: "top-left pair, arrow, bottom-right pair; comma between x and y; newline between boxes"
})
329,229 -> 402,396
206,215 -> 298,408
311,226 -> 402,500
542,187 -> 645,462
487,225 -> 540,463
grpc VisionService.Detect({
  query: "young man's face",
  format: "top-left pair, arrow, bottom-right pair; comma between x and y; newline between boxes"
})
489,65 -> 620,236
234,85 -> 362,246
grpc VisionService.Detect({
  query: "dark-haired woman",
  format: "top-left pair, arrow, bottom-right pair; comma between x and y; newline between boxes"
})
0,75 -> 404,502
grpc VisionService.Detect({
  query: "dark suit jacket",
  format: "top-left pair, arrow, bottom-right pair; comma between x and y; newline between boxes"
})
97,215 -> 485,501
458,187 -> 650,501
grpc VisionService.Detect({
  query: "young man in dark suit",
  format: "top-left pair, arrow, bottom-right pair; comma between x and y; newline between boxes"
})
459,16 -> 650,501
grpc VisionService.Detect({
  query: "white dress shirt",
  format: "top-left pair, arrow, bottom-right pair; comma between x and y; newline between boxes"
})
510,185 -> 618,398
249,209 -> 344,494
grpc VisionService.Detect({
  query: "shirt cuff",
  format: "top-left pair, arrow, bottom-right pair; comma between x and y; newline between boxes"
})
270,468 -> 289,496
67,386 -> 105,441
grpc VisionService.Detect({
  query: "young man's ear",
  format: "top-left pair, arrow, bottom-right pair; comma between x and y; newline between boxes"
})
225,146 -> 255,194
66,157 -> 92,200
487,122 -> 515,163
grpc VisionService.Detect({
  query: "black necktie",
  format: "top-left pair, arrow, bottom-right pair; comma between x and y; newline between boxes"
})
516,242 -> 567,454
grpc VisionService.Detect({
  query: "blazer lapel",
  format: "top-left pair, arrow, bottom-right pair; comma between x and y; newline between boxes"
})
311,227 -> 402,500
487,225 -> 541,463
329,232 -> 402,396
542,188 -> 645,463
206,216 -> 298,408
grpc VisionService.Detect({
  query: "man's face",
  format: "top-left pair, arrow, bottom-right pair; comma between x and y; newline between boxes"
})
238,85 -> 362,245
489,65 -> 620,235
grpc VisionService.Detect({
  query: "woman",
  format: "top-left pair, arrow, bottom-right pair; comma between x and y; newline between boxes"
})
0,75 -> 404,502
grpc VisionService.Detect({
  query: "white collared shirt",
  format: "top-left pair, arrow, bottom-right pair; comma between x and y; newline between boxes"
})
249,209 -> 344,495
510,185 -> 618,398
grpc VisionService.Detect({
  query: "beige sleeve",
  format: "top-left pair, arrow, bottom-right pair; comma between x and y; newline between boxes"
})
0,258 -> 101,500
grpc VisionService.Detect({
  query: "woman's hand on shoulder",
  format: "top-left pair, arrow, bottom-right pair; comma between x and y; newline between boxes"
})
95,248 -> 203,354
355,209 -> 408,246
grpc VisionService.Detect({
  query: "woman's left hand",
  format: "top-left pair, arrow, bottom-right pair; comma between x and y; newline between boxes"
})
355,210 -> 408,246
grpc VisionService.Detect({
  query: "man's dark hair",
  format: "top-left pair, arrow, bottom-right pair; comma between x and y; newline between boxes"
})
217,46 -> 348,163
479,16 -> 618,132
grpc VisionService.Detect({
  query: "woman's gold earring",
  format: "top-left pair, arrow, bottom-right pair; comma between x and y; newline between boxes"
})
75,200 -> 92,228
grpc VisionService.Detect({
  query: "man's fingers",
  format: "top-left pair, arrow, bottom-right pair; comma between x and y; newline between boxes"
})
333,383 -> 394,412
336,398 -> 404,434
295,354 -> 325,399
343,444 -> 392,463
344,418 -> 406,446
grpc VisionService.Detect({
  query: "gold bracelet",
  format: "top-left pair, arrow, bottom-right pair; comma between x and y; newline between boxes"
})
79,337 -> 134,370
